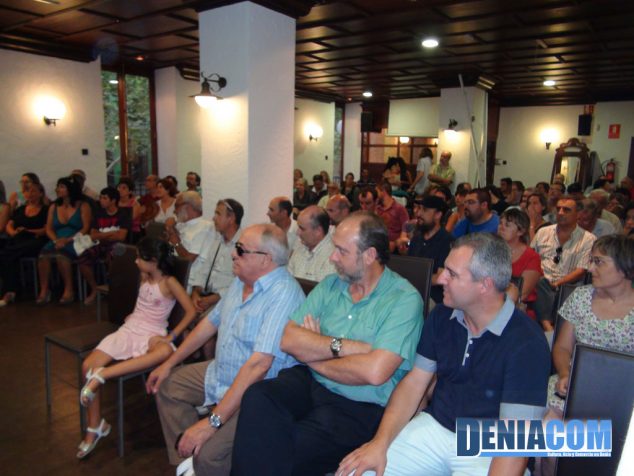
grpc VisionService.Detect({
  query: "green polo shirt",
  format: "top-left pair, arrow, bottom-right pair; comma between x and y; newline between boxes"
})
290,267 -> 424,406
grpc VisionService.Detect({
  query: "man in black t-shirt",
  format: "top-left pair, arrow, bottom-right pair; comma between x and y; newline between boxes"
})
78,187 -> 131,305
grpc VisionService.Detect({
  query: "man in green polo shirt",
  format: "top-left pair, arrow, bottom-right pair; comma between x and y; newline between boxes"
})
231,212 -> 424,476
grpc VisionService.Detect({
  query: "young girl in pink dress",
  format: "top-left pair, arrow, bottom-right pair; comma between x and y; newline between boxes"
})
76,237 -> 196,458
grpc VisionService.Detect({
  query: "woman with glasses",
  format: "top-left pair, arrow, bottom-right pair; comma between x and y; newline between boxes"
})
547,234 -> 634,417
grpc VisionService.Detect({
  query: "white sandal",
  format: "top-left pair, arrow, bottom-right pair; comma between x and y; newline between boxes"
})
76,418 -> 111,459
80,367 -> 105,407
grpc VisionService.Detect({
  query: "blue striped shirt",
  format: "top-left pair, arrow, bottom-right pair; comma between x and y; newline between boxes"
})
203,266 -> 305,406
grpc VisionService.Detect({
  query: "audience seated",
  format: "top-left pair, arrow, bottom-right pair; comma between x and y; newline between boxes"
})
499,176 -> 512,201
78,186 -> 131,305
355,168 -> 374,189
117,176 -> 142,242
311,174 -> 327,201
526,192 -> 550,241
37,176 -> 92,304
589,188 -> 623,233
428,150 -> 455,188
399,196 -> 453,305
624,202 -> 634,236
147,224 -> 304,475
0,180 -> 9,237
293,178 -> 316,213
318,181 -> 341,208
531,196 -> 596,331
320,170 -> 331,185
509,180 -> 525,206
444,185 -> 465,233
189,198 -> 243,359
487,184 -> 508,215
452,188 -> 499,238
267,196 -> 297,250
336,233 -> 550,476
375,182 -> 409,252
76,237 -> 195,458
577,198 -> 615,237
287,205 -> 335,281
498,208 -> 543,318
164,192 -> 213,292
185,172 -> 201,195
9,173 -> 43,211
231,212 -> 423,476
544,182 -> 566,223
139,174 -> 159,226
154,178 -> 178,223
357,186 -> 377,213
0,183 -> 49,306
325,194 -> 351,228
342,172 -> 360,209
546,235 -> 633,418
71,169 -> 99,201
382,157 -> 403,191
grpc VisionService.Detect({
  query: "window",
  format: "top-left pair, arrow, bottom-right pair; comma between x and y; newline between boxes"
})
101,70 -> 156,192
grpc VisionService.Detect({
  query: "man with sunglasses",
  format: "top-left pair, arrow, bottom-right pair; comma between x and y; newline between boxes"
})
231,212 -> 424,476
531,196 -> 596,331
146,223 -> 305,476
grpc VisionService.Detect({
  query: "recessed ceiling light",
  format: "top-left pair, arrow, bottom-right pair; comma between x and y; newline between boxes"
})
422,38 -> 439,48
543,79 -> 556,87
135,55 -> 145,61
362,91 -> 373,98
109,79 -> 119,84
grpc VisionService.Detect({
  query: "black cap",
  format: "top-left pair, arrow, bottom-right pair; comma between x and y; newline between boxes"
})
414,195 -> 448,214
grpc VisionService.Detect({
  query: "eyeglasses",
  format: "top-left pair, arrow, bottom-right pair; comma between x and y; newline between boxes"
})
235,242 -> 268,257
553,246 -> 563,264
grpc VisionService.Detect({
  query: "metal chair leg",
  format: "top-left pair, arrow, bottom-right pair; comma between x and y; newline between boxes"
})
118,377 -> 125,457
45,339 -> 51,410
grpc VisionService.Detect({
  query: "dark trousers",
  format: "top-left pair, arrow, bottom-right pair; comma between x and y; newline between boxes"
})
0,237 -> 46,294
231,365 -> 385,476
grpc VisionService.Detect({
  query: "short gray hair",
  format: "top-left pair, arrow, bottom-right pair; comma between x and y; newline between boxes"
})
578,198 -> 600,218
453,233 -> 511,292
179,191 -> 203,214
259,224 -> 289,266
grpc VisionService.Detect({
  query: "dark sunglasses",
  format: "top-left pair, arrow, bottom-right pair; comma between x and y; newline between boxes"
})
553,246 -> 563,264
235,242 -> 268,257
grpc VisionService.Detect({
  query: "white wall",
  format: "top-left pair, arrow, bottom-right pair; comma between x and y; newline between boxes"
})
496,102 -> 633,187
0,49 -> 106,198
294,98 -> 335,181
155,67 -> 201,183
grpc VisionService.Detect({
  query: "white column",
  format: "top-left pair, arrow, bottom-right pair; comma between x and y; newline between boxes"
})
438,86 -> 488,188
198,2 -> 295,225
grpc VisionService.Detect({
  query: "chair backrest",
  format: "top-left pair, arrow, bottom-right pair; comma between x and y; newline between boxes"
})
167,256 -> 192,332
386,255 -> 434,320
145,221 -> 166,240
107,244 -> 141,325
296,277 -> 318,296
552,283 -> 580,345
556,344 -> 634,476
510,275 -> 523,304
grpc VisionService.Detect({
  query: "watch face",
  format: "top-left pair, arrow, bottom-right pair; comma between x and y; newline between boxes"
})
209,414 -> 222,428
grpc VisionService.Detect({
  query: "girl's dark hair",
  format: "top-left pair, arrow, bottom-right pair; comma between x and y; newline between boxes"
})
137,237 -> 175,276
55,176 -> 83,206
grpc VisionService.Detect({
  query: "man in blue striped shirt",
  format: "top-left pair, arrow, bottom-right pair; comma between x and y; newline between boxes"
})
146,223 -> 305,475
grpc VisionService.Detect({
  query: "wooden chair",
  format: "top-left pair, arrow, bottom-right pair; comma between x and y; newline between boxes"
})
556,344 -> 634,475
386,255 -> 434,320
44,256 -> 191,456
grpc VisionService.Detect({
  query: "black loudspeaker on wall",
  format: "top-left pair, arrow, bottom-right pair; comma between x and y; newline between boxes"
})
361,111 -> 373,132
578,114 -> 592,136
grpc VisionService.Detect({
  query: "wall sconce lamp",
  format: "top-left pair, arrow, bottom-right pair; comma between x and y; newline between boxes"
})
446,119 -> 458,131
40,97 -> 66,126
308,125 -> 323,142
545,141 -> 552,150
541,128 -> 557,150
191,72 -> 227,108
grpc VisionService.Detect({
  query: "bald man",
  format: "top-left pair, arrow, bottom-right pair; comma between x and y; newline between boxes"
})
325,194 -> 351,228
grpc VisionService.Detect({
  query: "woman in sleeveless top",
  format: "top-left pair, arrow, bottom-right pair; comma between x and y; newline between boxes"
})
0,183 -> 49,306
37,176 -> 91,304
153,178 -> 177,224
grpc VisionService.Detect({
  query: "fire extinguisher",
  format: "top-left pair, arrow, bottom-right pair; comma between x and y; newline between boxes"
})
605,159 -> 616,182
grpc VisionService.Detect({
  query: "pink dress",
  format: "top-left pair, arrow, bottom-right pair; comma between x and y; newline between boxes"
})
96,280 -> 176,360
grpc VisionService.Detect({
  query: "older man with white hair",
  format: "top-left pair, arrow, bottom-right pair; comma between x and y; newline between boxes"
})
288,205 -> 335,282
589,188 -> 623,233
148,224 -> 305,476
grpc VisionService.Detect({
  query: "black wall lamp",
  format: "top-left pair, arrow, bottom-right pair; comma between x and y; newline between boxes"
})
446,119 -> 458,131
191,72 -> 227,108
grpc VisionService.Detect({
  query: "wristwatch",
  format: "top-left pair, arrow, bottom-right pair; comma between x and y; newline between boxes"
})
330,337 -> 343,357
209,412 -> 223,429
